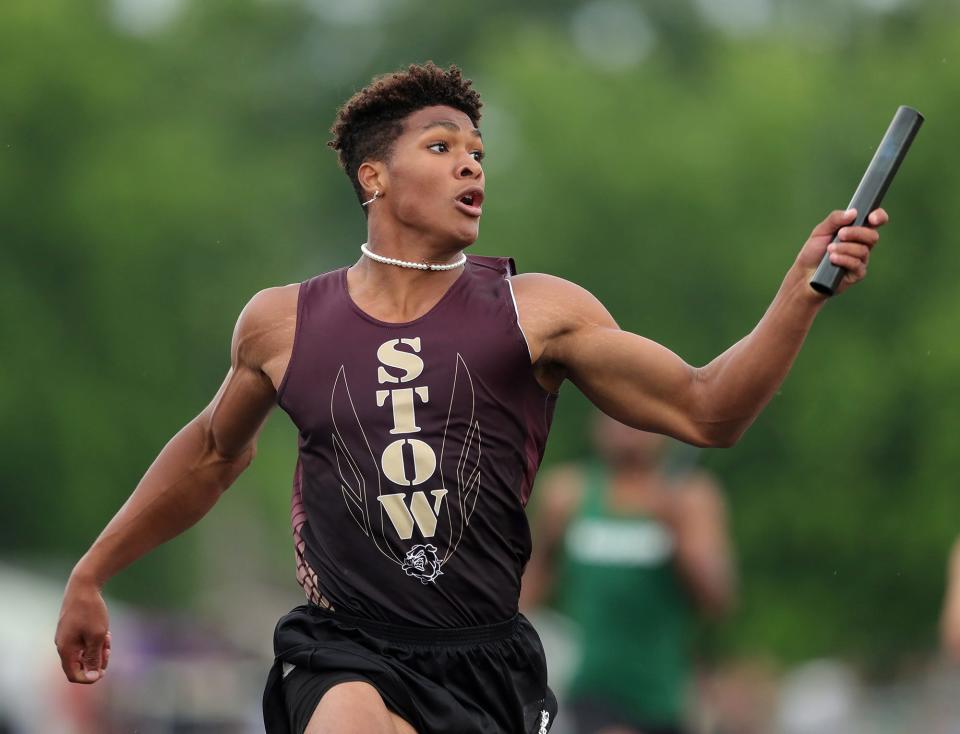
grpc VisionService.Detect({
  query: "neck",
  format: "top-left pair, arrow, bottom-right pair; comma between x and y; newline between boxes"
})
352,253 -> 465,285
361,243 -> 466,272
348,250 -> 466,324
365,217 -> 467,268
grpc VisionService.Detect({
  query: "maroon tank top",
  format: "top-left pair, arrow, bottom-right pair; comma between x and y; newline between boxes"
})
277,255 -> 557,627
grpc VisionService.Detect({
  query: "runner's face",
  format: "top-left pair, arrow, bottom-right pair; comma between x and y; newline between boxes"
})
382,105 -> 485,246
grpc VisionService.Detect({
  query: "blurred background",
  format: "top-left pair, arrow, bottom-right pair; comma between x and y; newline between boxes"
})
2,0 -> 959,731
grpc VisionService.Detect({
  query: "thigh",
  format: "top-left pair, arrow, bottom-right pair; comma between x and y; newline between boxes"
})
305,681 -> 418,734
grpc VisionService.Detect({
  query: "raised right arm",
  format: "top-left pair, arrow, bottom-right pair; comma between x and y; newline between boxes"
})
55,284 -> 298,684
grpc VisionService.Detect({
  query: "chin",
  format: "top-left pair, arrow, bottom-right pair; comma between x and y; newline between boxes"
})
452,224 -> 480,247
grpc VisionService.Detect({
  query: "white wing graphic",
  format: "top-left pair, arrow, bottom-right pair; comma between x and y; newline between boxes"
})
332,432 -> 366,535
330,365 -> 401,564
439,353 -> 482,564
460,418 -> 482,524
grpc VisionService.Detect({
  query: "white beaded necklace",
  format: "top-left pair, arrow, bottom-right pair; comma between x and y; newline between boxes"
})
361,242 -> 466,272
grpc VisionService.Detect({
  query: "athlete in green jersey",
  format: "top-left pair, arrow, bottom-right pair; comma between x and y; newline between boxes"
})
522,412 -> 736,734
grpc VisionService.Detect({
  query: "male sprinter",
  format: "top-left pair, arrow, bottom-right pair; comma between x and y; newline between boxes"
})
55,63 -> 887,734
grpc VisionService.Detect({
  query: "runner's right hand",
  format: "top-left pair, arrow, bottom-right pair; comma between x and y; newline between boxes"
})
55,575 -> 111,683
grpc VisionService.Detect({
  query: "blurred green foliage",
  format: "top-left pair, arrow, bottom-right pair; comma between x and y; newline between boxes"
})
2,0 -> 958,673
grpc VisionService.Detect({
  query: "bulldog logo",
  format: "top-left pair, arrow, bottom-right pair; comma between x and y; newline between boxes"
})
401,544 -> 443,584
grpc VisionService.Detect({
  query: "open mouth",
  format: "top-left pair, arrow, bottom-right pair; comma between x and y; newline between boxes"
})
455,189 -> 484,216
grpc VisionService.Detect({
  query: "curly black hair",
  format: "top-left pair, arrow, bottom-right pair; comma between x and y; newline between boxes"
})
329,62 -> 483,208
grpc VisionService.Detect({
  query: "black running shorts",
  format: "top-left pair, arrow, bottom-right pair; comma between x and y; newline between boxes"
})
262,604 -> 557,734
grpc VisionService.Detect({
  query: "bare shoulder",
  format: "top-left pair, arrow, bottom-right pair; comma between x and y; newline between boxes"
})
672,470 -> 727,513
238,283 -> 300,323
538,462 -> 587,492
510,273 -> 616,329
509,273 -> 619,377
532,462 -> 587,521
233,283 -> 300,383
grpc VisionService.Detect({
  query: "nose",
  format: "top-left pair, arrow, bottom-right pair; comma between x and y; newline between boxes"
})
457,156 -> 482,179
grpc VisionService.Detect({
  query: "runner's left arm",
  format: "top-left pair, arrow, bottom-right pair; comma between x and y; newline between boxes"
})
514,208 -> 887,448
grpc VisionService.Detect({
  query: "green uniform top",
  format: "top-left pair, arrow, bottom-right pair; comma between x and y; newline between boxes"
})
554,463 -> 693,726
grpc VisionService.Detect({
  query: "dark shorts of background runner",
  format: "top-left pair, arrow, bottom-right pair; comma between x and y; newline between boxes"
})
261,604 -> 558,734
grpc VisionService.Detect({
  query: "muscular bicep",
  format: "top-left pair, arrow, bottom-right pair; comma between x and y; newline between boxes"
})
559,325 -> 707,442
198,286 -> 295,460
200,365 -> 275,461
514,274 -> 709,445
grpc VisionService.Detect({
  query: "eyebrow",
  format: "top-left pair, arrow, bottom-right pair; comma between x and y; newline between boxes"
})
421,120 -> 482,139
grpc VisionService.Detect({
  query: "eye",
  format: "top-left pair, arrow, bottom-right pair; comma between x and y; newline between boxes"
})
471,150 -> 484,162
427,142 -> 449,153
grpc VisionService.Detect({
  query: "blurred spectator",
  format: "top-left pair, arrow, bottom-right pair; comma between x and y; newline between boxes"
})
695,657 -> 779,734
775,659 -> 861,734
941,537 -> 960,663
522,412 -> 736,734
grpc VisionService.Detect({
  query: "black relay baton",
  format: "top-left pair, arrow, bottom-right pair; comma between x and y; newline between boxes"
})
809,105 -> 924,296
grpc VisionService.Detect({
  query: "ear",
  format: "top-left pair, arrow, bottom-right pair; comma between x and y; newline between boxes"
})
357,160 -> 387,199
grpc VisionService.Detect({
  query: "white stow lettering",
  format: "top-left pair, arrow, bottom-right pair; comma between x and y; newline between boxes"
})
376,338 -> 423,384
409,490 -> 446,537
381,438 -> 436,486
376,386 -> 430,434
377,493 -> 414,539
430,488 -> 447,513
378,489 -> 448,539
371,335 -> 447,545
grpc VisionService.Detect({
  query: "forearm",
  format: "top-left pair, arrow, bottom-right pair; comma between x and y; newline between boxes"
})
694,264 -> 825,445
71,417 -> 252,588
673,542 -> 736,617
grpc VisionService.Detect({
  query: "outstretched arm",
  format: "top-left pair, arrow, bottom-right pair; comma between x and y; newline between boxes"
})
513,208 -> 887,448
54,285 -> 296,684
669,473 -> 737,617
